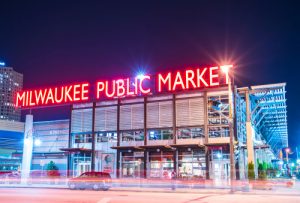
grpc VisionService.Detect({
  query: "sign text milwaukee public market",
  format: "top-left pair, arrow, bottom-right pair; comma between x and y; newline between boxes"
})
15,65 -> 232,108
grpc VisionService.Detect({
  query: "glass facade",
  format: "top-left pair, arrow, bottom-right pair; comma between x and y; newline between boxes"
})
69,89 -> 235,179
177,127 -> 205,139
148,129 -> 173,140
149,151 -> 174,179
178,150 -> 206,179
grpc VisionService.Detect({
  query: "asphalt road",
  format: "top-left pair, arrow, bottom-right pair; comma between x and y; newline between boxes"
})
0,188 -> 300,203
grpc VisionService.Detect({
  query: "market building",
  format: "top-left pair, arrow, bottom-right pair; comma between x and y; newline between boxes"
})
14,65 -> 288,181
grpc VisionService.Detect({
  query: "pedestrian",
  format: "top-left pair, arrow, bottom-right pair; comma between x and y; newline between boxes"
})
171,170 -> 176,191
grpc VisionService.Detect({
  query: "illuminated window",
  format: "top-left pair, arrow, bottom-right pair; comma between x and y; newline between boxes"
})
148,129 -> 173,140
121,130 -> 144,142
177,127 -> 204,139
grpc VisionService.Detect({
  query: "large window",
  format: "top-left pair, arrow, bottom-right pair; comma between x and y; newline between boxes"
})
177,127 -> 204,139
148,129 -> 173,140
149,151 -> 174,178
208,95 -> 229,125
74,134 -> 92,143
178,150 -> 206,179
96,132 -> 117,142
121,130 -> 144,142
208,126 -> 229,138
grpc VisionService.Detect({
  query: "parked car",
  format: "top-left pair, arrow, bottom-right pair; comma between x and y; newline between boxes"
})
68,172 -> 112,191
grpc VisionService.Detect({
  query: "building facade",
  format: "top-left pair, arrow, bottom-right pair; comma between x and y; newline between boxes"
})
0,64 -> 23,121
31,120 -> 69,176
0,119 -> 24,171
66,83 -> 287,180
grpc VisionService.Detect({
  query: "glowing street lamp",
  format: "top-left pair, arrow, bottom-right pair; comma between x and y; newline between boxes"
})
285,148 -> 290,162
34,138 -> 41,146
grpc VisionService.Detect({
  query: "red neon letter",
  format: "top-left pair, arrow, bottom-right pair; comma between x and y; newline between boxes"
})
185,70 -> 196,89
64,85 -> 73,102
96,81 -> 105,99
116,79 -> 125,97
54,87 -> 64,103
16,91 -> 26,107
73,84 -> 81,101
209,67 -> 219,86
105,80 -> 116,98
35,89 -> 47,105
158,72 -> 172,92
220,65 -> 233,84
29,91 -> 35,106
196,67 -> 209,87
172,71 -> 185,91
126,78 -> 135,96
139,75 -> 151,94
45,88 -> 55,104
81,83 -> 89,101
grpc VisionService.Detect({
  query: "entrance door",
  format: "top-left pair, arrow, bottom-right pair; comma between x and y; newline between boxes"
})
77,162 -> 91,176
210,161 -> 230,180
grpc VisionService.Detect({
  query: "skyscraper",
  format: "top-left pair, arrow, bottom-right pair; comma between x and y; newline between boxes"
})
0,62 -> 23,121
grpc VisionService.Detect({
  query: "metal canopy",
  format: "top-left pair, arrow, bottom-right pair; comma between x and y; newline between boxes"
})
249,83 -> 288,156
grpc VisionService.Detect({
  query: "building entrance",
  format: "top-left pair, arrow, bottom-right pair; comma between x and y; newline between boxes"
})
121,152 -> 144,178
71,154 -> 91,177
149,151 -> 174,179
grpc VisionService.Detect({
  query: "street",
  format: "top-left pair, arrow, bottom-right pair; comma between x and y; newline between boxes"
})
0,188 -> 300,203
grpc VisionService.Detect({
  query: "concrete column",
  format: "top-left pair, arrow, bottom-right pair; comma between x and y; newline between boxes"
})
246,122 -> 255,164
245,90 -> 255,165
21,114 -> 34,184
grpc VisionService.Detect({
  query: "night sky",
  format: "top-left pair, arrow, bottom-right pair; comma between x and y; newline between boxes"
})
0,1 -> 299,152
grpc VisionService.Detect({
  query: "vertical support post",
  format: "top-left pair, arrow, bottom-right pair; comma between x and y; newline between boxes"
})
116,99 -> 121,178
234,86 -> 240,180
91,102 -> 96,171
228,76 -> 236,181
67,105 -> 73,177
173,150 -> 178,175
204,91 -> 210,179
245,90 -> 255,167
117,150 -> 121,178
144,151 -> 148,178
172,94 -> 176,145
21,114 -> 34,184
144,96 -> 147,178
205,146 -> 210,179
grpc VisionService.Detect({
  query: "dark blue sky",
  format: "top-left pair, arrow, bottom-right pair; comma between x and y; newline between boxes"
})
0,1 -> 299,151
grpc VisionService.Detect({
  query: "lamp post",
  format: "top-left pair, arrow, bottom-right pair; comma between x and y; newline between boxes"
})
221,65 -> 236,183
285,148 -> 290,162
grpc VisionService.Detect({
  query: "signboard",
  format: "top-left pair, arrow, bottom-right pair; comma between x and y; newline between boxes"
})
15,65 -> 232,108
101,153 -> 114,174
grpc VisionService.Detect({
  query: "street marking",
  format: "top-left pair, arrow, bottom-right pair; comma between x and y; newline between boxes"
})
97,197 -> 111,203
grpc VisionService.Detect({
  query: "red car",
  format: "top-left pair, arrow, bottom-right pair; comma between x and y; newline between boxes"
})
68,172 -> 112,191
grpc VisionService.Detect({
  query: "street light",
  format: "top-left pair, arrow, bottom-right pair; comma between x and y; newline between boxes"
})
285,148 -> 290,162
34,138 -> 42,146
221,65 -> 236,182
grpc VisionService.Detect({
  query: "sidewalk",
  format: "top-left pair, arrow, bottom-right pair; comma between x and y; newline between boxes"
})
0,182 -> 299,196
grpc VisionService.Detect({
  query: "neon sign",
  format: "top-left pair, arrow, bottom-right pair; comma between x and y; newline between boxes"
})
15,65 -> 231,108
